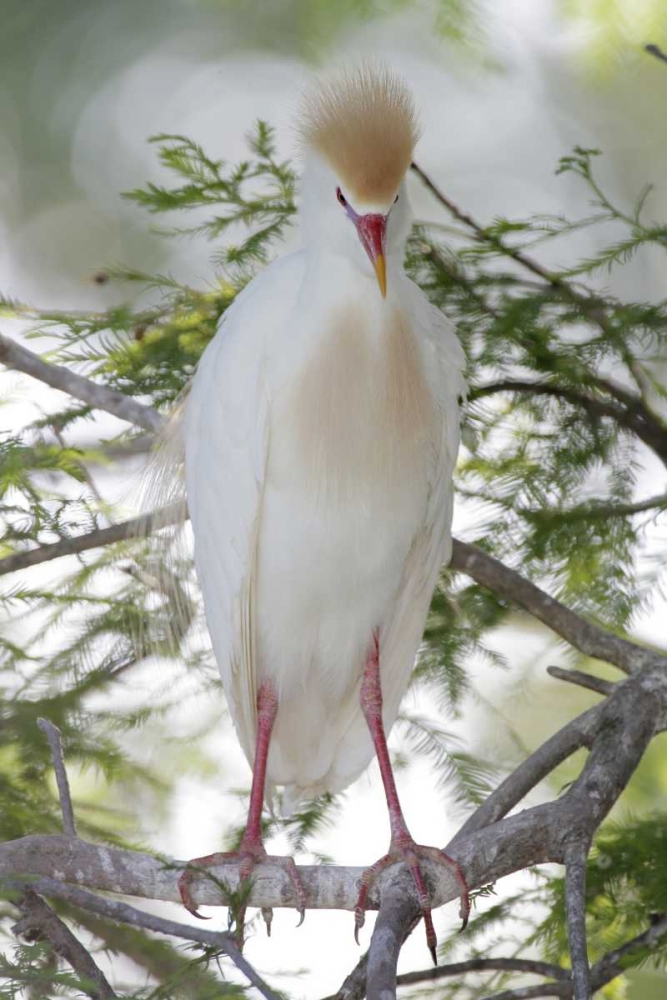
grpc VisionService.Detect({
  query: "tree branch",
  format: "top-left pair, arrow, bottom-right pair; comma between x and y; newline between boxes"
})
564,846 -> 592,1000
0,505 -> 184,577
452,702 -> 602,843
366,880 -> 419,1000
449,540 -> 657,675
6,663 -> 658,998
469,379 -> 667,465
410,163 -> 616,337
396,956 -> 570,986
523,493 -> 667,524
546,666 -> 615,697
13,889 -> 116,1000
645,43 -> 667,66
478,986 -> 568,999
471,911 -> 667,1000
4,875 -> 280,1000
37,719 -> 77,838
0,330 -> 164,434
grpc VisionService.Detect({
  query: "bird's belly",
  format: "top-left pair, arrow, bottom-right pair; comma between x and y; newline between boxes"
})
255,298 -> 438,791
257,471 -> 427,682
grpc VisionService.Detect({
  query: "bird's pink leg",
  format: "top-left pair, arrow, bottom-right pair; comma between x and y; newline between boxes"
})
178,682 -> 306,946
355,632 -> 470,962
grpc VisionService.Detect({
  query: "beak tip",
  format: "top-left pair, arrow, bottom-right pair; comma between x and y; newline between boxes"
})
375,254 -> 387,298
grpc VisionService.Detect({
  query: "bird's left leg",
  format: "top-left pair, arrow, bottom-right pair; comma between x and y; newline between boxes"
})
355,632 -> 470,962
178,682 -> 306,946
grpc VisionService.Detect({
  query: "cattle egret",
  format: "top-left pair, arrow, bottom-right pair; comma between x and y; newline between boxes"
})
179,65 -> 467,957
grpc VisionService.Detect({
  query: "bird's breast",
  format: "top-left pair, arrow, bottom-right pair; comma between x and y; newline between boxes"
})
269,300 -> 437,507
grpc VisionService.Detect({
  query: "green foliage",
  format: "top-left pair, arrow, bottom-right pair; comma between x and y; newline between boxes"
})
2,125 -> 667,994
534,814 -> 667,966
124,124 -> 297,276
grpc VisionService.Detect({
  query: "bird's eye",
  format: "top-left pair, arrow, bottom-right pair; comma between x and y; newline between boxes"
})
336,187 -> 348,207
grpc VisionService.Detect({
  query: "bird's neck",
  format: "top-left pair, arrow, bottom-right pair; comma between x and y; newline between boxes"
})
302,245 -> 407,316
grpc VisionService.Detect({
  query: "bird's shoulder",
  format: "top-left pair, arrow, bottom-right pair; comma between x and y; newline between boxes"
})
213,250 -> 307,352
187,250 -> 307,422
399,277 -> 466,401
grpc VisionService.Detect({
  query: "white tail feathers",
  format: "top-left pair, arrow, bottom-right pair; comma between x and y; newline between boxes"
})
131,395 -> 202,666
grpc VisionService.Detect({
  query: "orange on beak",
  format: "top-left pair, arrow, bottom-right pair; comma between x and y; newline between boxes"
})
355,214 -> 387,297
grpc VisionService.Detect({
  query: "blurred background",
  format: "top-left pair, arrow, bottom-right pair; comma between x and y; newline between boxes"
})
2,1 -> 667,997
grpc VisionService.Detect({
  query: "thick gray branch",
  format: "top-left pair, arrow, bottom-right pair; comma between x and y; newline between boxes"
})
5,875 -> 279,1000
367,879 -> 419,1000
14,889 -> 116,1000
564,848 -> 591,1000
0,330 -> 164,434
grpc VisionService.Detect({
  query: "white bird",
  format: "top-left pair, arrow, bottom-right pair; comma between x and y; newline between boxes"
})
179,65 -> 467,956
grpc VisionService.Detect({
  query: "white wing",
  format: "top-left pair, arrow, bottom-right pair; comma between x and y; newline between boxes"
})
185,253 -> 305,765
377,293 -> 465,728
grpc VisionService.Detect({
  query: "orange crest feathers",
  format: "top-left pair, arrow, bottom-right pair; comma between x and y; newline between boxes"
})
298,65 -> 421,204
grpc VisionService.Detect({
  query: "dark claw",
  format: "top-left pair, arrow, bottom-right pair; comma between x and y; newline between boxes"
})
179,874 -> 212,921
354,911 -> 364,946
261,907 -> 273,937
296,907 -> 305,928
429,944 -> 437,966
458,894 -> 471,931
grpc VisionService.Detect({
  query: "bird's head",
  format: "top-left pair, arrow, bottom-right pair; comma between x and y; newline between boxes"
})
297,66 -> 420,298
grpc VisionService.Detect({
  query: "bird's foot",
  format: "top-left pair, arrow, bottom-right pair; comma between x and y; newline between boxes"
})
178,839 -> 306,948
354,838 -> 470,963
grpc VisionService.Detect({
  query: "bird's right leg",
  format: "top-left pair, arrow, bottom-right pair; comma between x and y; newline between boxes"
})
178,682 -> 306,946
354,632 -> 470,961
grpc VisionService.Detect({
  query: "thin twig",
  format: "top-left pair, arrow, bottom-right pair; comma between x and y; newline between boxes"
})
469,379 -> 667,465
0,504 -> 184,577
645,43 -> 667,66
524,494 -> 667,523
410,163 -> 612,329
4,876 -> 280,1000
0,330 -> 164,434
564,846 -> 592,1000
37,719 -> 77,838
477,986 -> 568,999
14,889 -> 116,1000
547,666 -> 616,697
396,956 -> 571,985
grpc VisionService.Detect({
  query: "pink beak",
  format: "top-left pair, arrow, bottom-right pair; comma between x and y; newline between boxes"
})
355,214 -> 387,297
